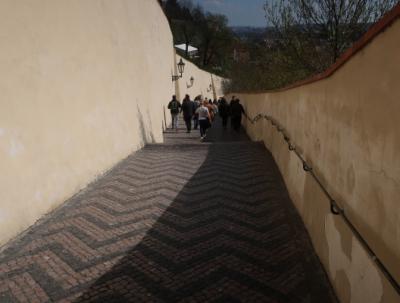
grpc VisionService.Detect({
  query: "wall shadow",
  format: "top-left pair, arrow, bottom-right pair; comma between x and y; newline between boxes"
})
72,132 -> 336,302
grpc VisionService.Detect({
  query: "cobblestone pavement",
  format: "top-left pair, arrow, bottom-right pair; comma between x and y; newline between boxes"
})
0,117 -> 337,302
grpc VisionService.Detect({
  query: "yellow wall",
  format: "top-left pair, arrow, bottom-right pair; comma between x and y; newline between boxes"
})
175,55 -> 225,102
234,19 -> 400,303
0,0 -> 222,247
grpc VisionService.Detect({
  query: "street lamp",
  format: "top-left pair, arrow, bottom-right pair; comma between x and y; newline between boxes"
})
172,58 -> 186,82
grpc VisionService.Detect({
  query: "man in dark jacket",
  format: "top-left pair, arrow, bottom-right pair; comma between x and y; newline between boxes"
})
168,95 -> 182,131
181,94 -> 196,133
230,95 -> 236,106
230,98 -> 246,132
218,98 -> 230,128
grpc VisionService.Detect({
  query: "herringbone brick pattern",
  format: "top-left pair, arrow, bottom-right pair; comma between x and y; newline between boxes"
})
0,117 -> 337,302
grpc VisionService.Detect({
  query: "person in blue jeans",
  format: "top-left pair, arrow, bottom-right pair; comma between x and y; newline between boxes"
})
195,101 -> 211,139
167,95 -> 181,131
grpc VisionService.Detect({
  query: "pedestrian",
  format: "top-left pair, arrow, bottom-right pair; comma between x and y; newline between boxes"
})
167,95 -> 182,131
230,98 -> 246,132
212,100 -> 218,114
218,97 -> 230,129
181,94 -> 196,133
195,100 -> 211,140
230,95 -> 236,106
206,99 -> 215,122
193,96 -> 200,130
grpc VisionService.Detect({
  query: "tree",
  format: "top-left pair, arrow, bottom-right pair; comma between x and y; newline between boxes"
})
162,1 -> 234,74
165,0 -> 181,22
264,0 -> 398,71
197,14 -> 234,67
224,0 -> 398,93
170,17 -> 194,56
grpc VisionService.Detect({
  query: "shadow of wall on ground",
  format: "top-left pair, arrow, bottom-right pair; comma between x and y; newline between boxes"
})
73,139 -> 337,302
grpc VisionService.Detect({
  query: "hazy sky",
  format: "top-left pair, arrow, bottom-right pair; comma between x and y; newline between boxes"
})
193,0 -> 267,27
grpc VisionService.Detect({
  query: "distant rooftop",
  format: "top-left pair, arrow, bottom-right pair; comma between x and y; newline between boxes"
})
174,44 -> 198,53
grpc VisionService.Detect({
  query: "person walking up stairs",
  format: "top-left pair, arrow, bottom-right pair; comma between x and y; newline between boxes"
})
168,95 -> 182,132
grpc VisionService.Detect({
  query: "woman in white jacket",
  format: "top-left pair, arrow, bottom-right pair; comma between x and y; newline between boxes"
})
195,101 -> 211,139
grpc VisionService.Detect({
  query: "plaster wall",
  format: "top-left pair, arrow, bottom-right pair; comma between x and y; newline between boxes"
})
175,55 -> 225,102
0,0 -> 219,248
234,19 -> 400,303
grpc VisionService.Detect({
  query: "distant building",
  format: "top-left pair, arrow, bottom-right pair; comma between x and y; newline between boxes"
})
174,44 -> 198,58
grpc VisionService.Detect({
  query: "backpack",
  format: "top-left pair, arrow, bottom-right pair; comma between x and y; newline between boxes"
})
169,100 -> 179,114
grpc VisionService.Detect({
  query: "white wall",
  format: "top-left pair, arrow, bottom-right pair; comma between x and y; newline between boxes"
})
0,0 -> 223,248
175,55 -> 225,102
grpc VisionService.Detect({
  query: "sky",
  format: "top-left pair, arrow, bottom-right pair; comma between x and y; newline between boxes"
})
193,0 -> 267,27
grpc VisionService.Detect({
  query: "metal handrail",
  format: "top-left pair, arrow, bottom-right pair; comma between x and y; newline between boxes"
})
246,113 -> 400,295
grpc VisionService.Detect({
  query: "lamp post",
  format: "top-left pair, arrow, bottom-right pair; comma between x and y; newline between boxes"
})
172,58 -> 186,82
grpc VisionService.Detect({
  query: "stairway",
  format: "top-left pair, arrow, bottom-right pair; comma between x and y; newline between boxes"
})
0,116 -> 337,302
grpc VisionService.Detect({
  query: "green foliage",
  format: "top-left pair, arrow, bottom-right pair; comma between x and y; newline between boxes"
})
226,44 -> 313,93
225,0 -> 398,93
163,0 -> 397,93
163,0 -> 235,77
